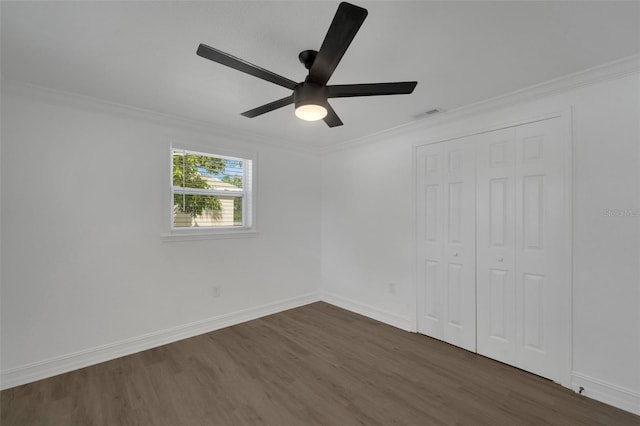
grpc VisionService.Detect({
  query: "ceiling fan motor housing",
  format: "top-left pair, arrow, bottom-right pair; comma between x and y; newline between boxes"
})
294,82 -> 329,110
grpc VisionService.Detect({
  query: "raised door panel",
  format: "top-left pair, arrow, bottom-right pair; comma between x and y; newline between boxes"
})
425,185 -> 440,242
522,273 -> 544,351
489,178 -> 508,247
447,263 -> 463,327
489,268 -> 509,341
423,260 -> 440,321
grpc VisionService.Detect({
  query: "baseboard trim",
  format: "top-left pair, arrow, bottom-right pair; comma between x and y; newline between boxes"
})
572,372 -> 640,415
24,289 -> 640,419
0,291 -> 322,390
321,291 -> 414,332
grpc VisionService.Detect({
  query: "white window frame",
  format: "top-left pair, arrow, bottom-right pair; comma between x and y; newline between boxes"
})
162,145 -> 257,242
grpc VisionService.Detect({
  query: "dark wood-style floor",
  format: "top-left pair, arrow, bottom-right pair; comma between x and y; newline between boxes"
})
2,302 -> 638,426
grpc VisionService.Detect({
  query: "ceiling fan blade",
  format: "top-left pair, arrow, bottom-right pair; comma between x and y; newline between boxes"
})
328,82 -> 417,98
197,44 -> 297,90
323,103 -> 343,128
308,2 -> 368,86
241,95 -> 294,118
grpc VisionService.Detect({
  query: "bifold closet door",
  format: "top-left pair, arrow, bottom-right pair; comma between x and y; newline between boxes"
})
416,137 -> 476,352
476,118 -> 568,383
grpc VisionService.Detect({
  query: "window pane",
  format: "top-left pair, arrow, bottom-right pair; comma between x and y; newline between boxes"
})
173,151 -> 244,191
172,152 -> 227,188
220,159 -> 243,189
233,197 -> 243,226
207,176 -> 243,192
170,148 -> 251,231
173,194 -> 242,227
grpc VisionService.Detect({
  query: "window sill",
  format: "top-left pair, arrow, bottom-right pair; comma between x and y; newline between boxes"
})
161,228 -> 258,242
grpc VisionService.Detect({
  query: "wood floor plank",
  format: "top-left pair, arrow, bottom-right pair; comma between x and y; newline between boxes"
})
2,302 -> 639,425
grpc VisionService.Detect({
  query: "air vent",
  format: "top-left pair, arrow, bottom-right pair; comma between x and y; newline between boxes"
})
414,108 -> 443,120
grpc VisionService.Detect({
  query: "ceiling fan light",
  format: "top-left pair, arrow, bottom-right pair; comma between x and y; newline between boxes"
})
295,104 -> 328,121
294,82 -> 329,122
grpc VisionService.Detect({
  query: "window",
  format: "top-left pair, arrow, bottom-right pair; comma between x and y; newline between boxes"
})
168,147 -> 255,239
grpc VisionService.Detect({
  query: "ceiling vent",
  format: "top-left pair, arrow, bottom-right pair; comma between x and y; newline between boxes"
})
414,108 -> 443,120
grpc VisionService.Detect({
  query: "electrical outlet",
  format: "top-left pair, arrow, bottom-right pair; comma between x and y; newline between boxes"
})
213,286 -> 222,298
388,283 -> 396,294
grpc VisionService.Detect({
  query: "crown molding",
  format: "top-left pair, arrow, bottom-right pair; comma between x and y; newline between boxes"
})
320,54 -> 640,154
3,53 -> 639,157
0,79 -> 319,156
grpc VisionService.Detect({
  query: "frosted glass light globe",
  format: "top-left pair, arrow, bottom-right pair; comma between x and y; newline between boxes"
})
295,104 -> 328,121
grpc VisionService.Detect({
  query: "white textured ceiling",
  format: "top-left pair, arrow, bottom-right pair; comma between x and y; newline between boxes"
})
2,1 -> 639,148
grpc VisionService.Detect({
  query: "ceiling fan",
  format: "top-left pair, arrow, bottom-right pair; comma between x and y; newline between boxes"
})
197,2 -> 417,128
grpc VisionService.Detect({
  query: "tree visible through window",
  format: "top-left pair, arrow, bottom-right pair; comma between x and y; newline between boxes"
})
171,149 -> 251,229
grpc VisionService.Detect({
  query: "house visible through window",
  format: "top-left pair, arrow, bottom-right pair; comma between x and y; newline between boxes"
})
171,148 -> 253,230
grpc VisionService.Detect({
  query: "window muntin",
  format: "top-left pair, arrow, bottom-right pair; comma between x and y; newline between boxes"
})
171,148 -> 252,230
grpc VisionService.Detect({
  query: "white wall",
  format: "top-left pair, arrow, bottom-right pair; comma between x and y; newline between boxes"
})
0,85 -> 322,385
321,70 -> 640,412
1,65 -> 638,414
321,138 -> 417,330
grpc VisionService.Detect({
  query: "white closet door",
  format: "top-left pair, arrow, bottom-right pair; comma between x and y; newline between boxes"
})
476,127 -> 518,363
417,137 -> 476,352
514,118 -> 568,381
442,137 -> 477,351
417,142 -> 445,340
476,118 -> 568,382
